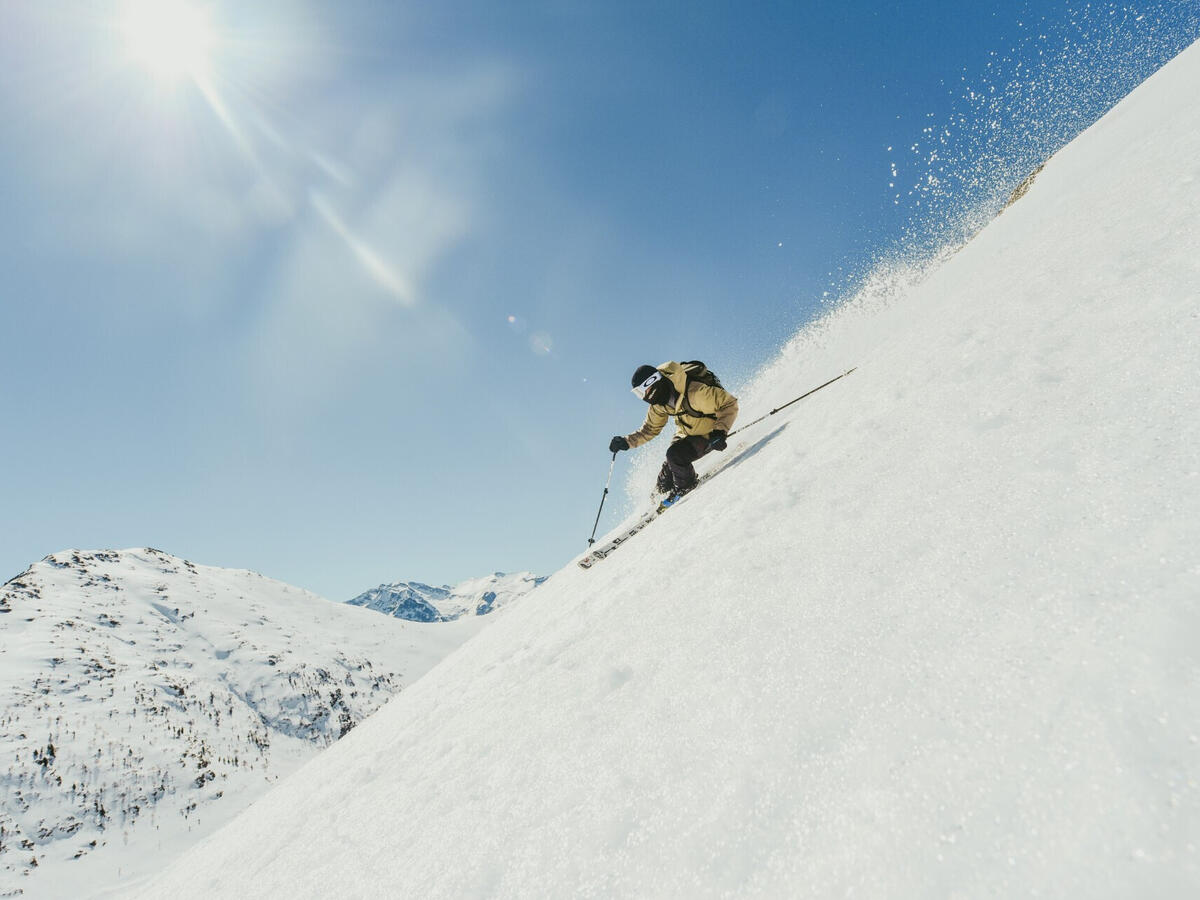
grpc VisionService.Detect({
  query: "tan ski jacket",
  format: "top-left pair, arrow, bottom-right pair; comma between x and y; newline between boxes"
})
625,361 -> 739,448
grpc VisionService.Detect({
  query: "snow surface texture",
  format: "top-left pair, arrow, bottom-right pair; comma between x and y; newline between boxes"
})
0,549 -> 488,899
346,572 -> 547,622
143,39 -> 1199,899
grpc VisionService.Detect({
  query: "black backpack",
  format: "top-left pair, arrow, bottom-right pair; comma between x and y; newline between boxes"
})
680,360 -> 723,389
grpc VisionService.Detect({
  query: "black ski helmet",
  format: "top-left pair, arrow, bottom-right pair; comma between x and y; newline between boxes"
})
631,364 -> 671,405
631,364 -> 658,388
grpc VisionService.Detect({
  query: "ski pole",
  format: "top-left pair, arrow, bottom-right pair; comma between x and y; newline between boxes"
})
728,367 -> 857,438
587,452 -> 618,545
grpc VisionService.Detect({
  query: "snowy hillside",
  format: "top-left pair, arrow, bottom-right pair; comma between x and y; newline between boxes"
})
346,572 -> 546,622
0,548 -> 482,899
140,38 -> 1199,900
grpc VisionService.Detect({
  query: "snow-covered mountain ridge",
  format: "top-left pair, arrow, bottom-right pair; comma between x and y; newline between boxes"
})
136,37 -> 1200,899
0,548 -> 487,898
346,572 -> 546,622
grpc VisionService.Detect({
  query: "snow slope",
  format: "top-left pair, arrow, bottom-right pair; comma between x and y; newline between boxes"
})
346,572 -> 546,622
0,549 -> 484,899
138,39 -> 1200,899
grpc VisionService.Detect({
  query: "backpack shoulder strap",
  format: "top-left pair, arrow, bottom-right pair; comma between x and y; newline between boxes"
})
678,379 -> 718,420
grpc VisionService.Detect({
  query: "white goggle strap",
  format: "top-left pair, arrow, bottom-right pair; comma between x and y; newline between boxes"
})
632,371 -> 664,400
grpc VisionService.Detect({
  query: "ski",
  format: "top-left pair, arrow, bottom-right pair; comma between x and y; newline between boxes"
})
577,469 -> 718,569
577,508 -> 659,569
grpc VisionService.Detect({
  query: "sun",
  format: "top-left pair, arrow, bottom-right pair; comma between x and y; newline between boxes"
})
120,0 -> 216,82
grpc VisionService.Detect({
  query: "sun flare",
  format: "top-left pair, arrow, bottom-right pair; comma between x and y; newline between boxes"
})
120,0 -> 216,81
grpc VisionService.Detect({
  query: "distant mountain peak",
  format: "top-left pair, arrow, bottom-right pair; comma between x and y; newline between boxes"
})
346,571 -> 545,622
0,547 -> 486,898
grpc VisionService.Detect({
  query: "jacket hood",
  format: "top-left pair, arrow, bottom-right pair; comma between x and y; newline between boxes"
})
657,361 -> 690,399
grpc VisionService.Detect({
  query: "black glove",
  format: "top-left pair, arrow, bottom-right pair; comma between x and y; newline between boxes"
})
708,431 -> 728,452
609,435 -> 630,453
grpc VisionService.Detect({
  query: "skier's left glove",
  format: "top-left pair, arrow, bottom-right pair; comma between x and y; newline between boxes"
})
708,431 -> 728,452
609,436 -> 630,453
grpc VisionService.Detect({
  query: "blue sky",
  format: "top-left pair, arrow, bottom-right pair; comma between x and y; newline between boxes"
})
2,1 -> 1196,599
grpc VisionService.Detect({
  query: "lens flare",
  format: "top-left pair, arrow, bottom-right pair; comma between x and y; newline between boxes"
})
120,0 -> 215,81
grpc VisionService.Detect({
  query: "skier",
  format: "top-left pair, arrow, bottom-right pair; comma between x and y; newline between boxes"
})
609,362 -> 739,498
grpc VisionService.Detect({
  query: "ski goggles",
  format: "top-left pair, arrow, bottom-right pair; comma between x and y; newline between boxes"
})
631,370 -> 664,400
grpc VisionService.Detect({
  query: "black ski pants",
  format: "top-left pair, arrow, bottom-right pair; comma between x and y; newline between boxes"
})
664,435 -> 712,491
